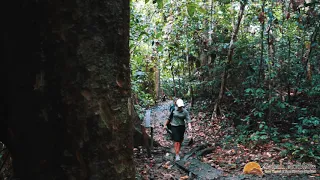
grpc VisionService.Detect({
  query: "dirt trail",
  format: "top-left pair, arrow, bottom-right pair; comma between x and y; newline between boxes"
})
134,101 -> 318,179
134,100 -> 190,179
149,100 -> 174,147
149,101 -> 194,151
135,100 -> 220,179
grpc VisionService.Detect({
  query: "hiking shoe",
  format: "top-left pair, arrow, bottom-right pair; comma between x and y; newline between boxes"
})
175,155 -> 180,161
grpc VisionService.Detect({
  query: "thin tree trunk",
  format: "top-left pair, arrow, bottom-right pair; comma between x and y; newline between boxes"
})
184,5 -> 194,106
199,3 -> 209,97
258,0 -> 266,86
267,1 -> 275,123
169,53 -> 177,97
207,0 -> 213,65
294,29 -> 306,97
172,68 -> 177,97
209,0 -> 215,99
155,66 -> 160,99
153,46 -> 161,100
187,57 -> 194,107
178,62 -> 181,97
305,27 -> 319,83
284,2 -> 292,103
186,53 -> 193,106
287,38 -> 291,103
213,1 -> 247,117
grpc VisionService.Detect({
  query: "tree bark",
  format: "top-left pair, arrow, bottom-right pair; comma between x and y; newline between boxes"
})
258,0 -> 266,86
305,27 -> 319,83
287,38 -> 292,103
172,67 -> 177,97
169,54 -> 177,97
213,1 -> 247,117
154,48 -> 161,100
2,0 -> 134,179
155,66 -> 161,99
267,1 -> 275,123
178,62 -> 182,97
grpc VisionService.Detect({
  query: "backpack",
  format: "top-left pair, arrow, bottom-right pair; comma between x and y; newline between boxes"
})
166,106 -> 174,134
169,104 -> 175,113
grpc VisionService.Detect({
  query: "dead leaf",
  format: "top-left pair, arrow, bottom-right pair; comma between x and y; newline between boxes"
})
162,161 -> 173,169
180,175 -> 189,180
265,152 -> 271,157
162,173 -> 173,179
162,164 -> 169,169
81,90 -> 92,101
184,161 -> 191,167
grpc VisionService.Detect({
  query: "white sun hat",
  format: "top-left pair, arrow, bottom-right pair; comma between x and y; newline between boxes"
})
176,99 -> 184,107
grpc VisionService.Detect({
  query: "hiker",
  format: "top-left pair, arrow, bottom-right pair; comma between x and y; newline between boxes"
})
162,93 -> 166,102
169,98 -> 177,112
164,99 -> 192,161
164,98 -> 177,136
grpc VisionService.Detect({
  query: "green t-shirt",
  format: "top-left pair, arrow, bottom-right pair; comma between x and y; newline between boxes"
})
170,108 -> 191,126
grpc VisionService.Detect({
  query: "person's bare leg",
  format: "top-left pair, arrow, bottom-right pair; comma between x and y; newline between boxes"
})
175,142 -> 181,160
177,142 -> 181,154
174,142 -> 179,154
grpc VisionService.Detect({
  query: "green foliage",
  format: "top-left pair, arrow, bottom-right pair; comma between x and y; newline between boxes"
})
187,3 -> 196,17
280,136 -> 320,162
156,0 -> 163,9
131,0 -> 320,164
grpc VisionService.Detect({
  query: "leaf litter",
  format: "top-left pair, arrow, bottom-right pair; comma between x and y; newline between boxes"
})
134,100 -> 318,179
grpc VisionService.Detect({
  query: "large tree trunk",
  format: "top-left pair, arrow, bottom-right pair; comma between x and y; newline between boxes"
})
2,0 -> 134,179
213,1 -> 247,117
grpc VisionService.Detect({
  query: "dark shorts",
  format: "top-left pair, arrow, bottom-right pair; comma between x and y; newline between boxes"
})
171,125 -> 185,142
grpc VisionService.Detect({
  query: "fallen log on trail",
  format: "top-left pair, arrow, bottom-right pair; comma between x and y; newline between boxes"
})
174,144 -> 223,179
182,143 -> 208,160
176,158 -> 223,179
195,147 -> 215,157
